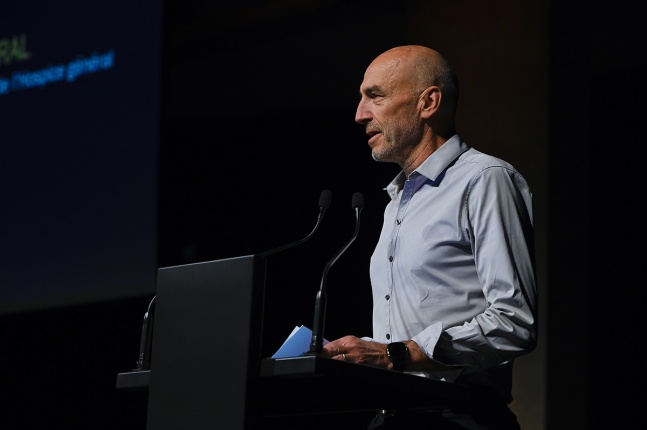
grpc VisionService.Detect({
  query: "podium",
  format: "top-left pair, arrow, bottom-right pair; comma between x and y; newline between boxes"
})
116,255 -> 473,429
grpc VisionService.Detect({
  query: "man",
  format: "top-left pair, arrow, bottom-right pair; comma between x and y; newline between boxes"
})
321,45 -> 538,429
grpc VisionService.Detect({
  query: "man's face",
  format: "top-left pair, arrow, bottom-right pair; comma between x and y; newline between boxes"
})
355,56 -> 424,165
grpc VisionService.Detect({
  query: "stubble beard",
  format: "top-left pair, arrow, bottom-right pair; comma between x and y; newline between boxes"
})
372,120 -> 425,167
371,136 -> 398,163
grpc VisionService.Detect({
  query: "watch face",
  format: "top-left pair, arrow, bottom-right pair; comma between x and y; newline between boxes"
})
387,342 -> 407,358
387,342 -> 408,371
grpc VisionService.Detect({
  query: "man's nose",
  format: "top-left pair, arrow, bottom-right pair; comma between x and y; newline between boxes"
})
355,103 -> 370,124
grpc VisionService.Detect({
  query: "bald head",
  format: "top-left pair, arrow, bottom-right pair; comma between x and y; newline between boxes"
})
368,45 -> 459,118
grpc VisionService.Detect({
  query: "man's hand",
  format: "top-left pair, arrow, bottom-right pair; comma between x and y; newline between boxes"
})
321,335 -> 450,372
321,335 -> 390,368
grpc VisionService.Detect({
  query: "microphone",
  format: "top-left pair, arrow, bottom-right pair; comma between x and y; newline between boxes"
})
259,190 -> 332,257
308,192 -> 364,355
134,295 -> 155,371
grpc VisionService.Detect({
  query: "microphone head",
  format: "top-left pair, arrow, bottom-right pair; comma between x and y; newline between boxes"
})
319,189 -> 333,209
351,192 -> 364,210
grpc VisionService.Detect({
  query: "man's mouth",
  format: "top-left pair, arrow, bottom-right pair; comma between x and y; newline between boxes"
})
367,131 -> 382,146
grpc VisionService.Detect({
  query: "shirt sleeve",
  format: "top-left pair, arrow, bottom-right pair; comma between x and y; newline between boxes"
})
423,165 -> 538,367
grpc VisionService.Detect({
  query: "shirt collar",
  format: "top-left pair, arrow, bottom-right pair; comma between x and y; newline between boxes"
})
385,134 -> 469,199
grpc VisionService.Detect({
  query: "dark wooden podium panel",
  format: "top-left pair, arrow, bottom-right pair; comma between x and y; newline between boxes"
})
146,255 -> 267,430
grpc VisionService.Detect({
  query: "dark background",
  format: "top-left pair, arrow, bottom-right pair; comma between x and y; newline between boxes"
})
2,1 -> 646,429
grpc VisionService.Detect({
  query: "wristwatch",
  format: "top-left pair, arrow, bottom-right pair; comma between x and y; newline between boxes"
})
386,341 -> 409,372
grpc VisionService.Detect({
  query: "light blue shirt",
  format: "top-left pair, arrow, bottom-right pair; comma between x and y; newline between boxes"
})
368,134 -> 537,399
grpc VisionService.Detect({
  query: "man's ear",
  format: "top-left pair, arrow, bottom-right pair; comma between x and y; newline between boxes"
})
419,86 -> 441,119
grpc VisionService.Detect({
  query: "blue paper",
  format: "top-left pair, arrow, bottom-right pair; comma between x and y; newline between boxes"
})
271,325 -> 328,358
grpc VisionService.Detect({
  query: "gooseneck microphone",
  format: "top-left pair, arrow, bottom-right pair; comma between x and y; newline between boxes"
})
259,189 -> 333,257
308,192 -> 364,355
135,295 -> 155,371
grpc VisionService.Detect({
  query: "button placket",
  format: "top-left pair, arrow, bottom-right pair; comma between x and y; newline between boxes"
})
384,175 -> 420,341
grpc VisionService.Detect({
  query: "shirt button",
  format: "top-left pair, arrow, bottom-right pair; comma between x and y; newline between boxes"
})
386,334 -> 391,340
385,294 -> 390,300
388,256 -> 394,262
396,219 -> 401,225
